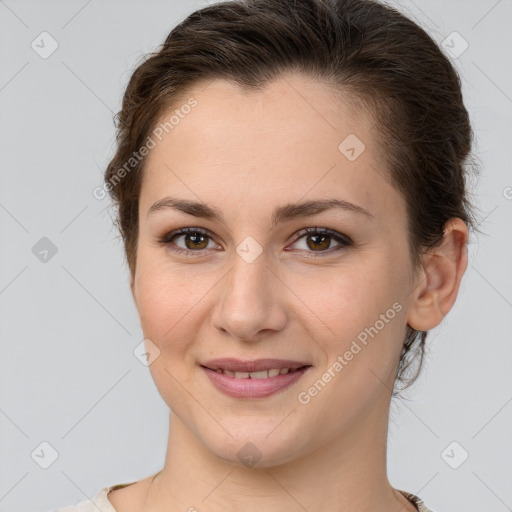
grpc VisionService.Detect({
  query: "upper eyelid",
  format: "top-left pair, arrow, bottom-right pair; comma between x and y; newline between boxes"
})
165,228 -> 221,253
295,227 -> 352,242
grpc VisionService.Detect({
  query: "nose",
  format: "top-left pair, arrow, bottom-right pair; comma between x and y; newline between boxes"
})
211,250 -> 287,342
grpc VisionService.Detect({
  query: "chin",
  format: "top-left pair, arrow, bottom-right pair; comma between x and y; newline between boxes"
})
197,419 -> 310,469
213,440 -> 301,469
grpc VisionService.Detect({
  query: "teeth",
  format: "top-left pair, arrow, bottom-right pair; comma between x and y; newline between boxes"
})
249,370 -> 269,379
214,367 -> 302,378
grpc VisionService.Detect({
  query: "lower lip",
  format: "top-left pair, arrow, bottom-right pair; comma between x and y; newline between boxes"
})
201,366 -> 311,399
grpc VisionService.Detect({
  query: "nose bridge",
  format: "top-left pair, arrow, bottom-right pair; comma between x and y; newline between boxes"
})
212,248 -> 286,340
229,248 -> 269,299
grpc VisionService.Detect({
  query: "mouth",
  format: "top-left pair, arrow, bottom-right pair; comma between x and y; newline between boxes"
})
200,358 -> 312,398
201,366 -> 309,379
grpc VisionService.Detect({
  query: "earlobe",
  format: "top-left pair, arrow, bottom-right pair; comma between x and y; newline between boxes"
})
407,218 -> 468,331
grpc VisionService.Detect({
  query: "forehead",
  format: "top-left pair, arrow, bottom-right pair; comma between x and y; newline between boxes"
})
154,74 -> 373,166
140,73 -> 403,224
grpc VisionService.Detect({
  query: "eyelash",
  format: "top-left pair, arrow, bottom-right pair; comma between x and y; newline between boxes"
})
158,226 -> 353,258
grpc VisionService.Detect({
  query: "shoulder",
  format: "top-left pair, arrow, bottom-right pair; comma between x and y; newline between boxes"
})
51,481 -> 138,512
397,489 -> 436,512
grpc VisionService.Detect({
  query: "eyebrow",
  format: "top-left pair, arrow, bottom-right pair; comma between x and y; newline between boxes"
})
147,197 -> 374,225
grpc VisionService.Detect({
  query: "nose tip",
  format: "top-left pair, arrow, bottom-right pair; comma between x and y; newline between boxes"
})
211,258 -> 287,341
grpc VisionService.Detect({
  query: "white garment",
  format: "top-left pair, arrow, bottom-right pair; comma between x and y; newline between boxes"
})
52,480 -> 434,511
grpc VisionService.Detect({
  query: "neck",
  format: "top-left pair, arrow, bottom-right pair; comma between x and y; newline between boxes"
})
144,394 -> 415,512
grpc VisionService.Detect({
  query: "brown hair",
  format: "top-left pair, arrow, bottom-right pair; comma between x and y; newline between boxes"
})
105,0 -> 477,392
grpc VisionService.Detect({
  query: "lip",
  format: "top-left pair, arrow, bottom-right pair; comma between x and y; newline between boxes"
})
200,358 -> 312,399
201,358 -> 310,373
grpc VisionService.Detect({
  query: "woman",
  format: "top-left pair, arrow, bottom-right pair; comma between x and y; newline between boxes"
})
56,0 -> 476,510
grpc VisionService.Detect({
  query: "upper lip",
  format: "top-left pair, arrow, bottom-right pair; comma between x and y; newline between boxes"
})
201,358 -> 311,372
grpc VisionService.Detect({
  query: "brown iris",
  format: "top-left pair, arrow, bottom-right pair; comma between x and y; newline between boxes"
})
184,232 -> 209,250
306,233 -> 331,251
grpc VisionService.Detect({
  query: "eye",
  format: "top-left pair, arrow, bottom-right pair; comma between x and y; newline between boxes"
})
159,227 -> 219,256
159,226 -> 352,258
287,227 -> 352,256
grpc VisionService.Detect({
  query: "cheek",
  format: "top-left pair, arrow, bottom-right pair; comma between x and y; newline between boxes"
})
296,264 -> 408,426
133,272 -> 196,388
310,254 -> 409,371
315,259 -> 397,322
133,261 -> 205,411
134,252 -> 203,337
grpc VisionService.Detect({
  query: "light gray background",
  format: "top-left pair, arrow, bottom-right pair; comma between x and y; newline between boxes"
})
0,0 -> 511,511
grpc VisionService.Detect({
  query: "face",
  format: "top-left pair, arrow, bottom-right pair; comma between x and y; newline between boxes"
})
131,73 -> 418,466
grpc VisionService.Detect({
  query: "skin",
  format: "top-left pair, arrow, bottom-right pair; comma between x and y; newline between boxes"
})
108,72 -> 468,512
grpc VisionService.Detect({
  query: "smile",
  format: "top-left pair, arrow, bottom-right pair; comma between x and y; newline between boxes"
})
208,367 -> 304,378
200,362 -> 312,399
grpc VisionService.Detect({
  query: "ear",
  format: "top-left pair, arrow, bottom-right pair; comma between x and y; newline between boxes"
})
407,218 -> 469,331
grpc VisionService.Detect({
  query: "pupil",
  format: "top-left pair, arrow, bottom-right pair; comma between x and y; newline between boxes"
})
308,234 -> 330,250
187,233 -> 207,249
